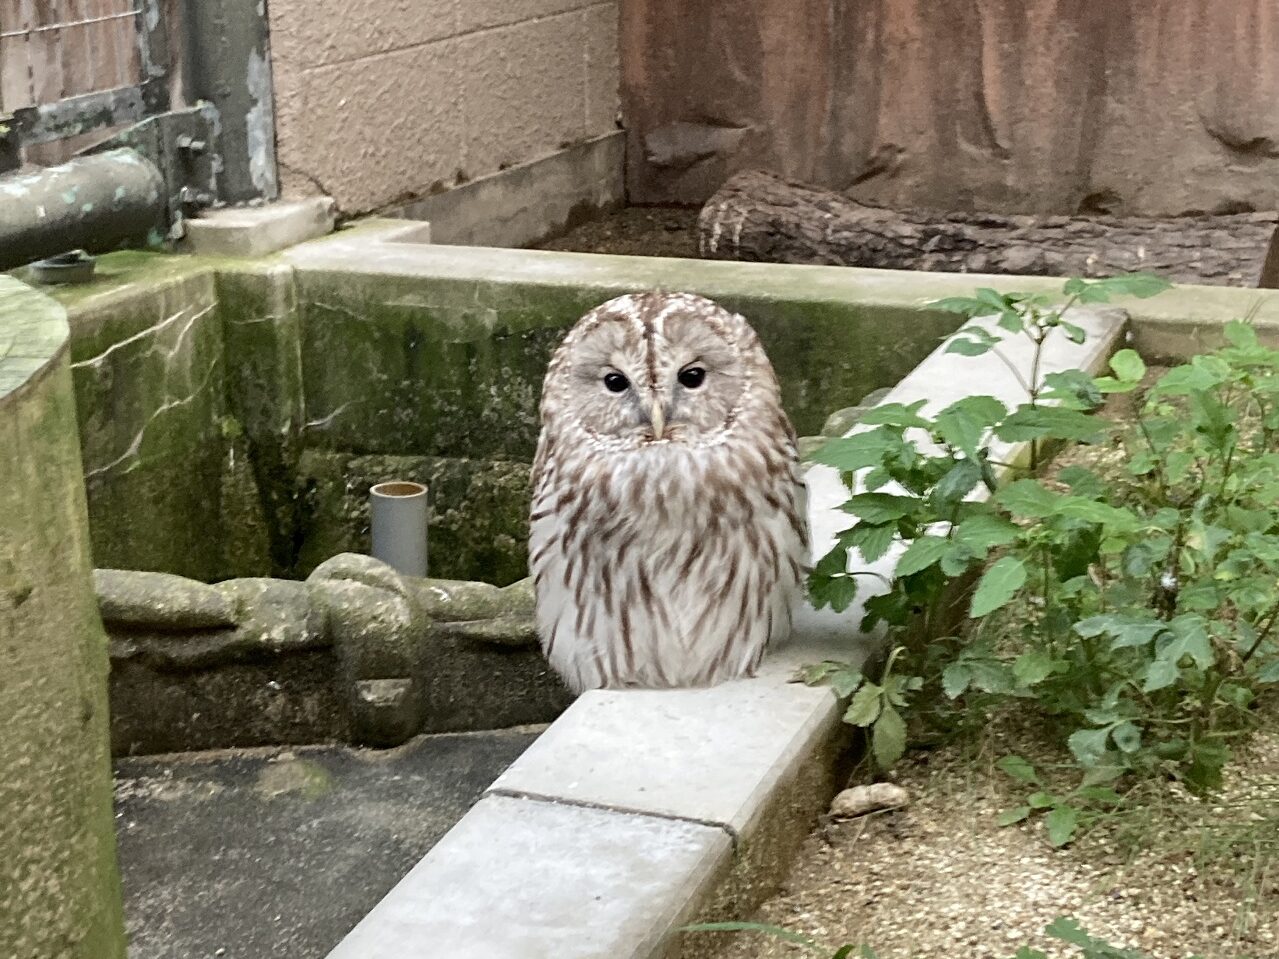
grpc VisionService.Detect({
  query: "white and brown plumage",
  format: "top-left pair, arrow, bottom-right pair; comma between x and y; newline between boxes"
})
529,291 -> 808,694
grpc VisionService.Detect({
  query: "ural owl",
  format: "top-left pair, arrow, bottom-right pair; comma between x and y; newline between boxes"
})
529,291 -> 807,694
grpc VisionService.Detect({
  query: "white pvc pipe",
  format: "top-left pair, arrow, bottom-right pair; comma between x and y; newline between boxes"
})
369,481 -> 428,578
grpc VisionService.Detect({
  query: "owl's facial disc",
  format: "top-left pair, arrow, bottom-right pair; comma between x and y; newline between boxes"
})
554,292 -> 756,447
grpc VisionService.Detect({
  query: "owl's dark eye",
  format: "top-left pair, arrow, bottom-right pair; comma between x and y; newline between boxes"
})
603,372 -> 630,393
678,366 -> 707,389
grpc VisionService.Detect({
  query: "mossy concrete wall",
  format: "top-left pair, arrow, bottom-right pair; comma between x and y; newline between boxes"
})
46,232 -> 1279,588
51,239 -> 970,584
59,256 -> 262,582
0,278 -> 127,959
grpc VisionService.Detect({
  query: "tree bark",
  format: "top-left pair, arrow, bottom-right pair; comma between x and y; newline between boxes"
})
697,170 -> 1279,288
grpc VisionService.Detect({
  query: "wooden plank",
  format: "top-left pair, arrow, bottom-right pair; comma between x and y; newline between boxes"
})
30,0 -> 66,105
59,0 -> 94,98
1,0 -> 37,112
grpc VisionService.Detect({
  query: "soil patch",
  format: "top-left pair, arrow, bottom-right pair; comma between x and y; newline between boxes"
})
699,720 -> 1277,959
534,206 -> 699,258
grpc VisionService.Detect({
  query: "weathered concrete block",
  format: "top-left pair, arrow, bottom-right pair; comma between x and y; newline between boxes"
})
181,198 -> 336,257
393,133 -> 625,248
326,795 -> 732,959
488,677 -> 840,837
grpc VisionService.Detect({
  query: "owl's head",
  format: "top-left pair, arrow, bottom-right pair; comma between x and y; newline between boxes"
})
540,292 -> 780,448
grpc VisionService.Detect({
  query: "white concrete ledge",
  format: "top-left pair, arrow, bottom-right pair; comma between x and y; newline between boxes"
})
182,197 -> 336,257
326,794 -> 731,959
324,303 -> 1128,959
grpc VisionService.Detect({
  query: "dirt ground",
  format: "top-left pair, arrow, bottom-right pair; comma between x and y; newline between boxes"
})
534,205 -> 700,258
699,717 -> 1278,959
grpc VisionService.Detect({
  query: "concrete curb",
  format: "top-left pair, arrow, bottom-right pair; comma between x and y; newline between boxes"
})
323,303 -> 1126,958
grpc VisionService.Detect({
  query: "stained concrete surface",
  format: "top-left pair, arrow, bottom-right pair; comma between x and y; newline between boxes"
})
114,727 -> 542,959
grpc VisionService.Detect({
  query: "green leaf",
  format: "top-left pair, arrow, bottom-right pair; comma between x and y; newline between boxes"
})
1074,614 -> 1164,650
1256,660 -> 1279,683
997,406 -> 1104,443
844,685 -> 882,726
1058,319 -> 1086,344
679,922 -> 820,950
809,429 -> 896,471
941,662 -> 972,698
1012,649 -> 1056,686
872,704 -> 908,768
1045,804 -> 1080,847
997,805 -> 1032,826
970,556 -> 1027,617
996,479 -> 1061,517
830,669 -> 864,699
809,553 -> 858,612
813,544 -> 848,578
1067,727 -> 1112,766
996,754 -> 1040,784
1067,272 -> 1171,302
858,401 -> 932,430
1142,658 -> 1179,693
946,337 -> 995,357
1014,949 -> 1050,959
931,295 -> 990,316
847,523 -> 896,563
1150,363 -> 1224,397
896,535 -> 954,576
1223,319 -> 1259,348
841,493 -> 918,524
954,513 -> 1020,551
935,395 -> 1006,456
1108,348 -> 1146,382
1161,615 -> 1214,670
1111,721 -> 1142,754
932,458 -> 984,504
797,661 -> 843,685
1044,916 -> 1093,947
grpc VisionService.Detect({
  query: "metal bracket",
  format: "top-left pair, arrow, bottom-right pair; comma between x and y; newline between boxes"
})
79,103 -> 223,240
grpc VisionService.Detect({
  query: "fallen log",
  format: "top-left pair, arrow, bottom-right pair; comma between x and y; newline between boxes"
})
697,170 -> 1279,288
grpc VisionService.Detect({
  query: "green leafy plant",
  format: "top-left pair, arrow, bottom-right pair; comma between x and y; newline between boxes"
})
803,273 -> 1279,843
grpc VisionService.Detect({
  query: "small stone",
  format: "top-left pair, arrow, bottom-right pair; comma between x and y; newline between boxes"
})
830,782 -> 910,818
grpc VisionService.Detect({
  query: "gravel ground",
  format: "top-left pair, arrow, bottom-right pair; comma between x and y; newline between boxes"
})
699,717 -> 1278,959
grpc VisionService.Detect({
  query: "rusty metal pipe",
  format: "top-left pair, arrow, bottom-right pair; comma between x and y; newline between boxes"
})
0,147 -> 165,270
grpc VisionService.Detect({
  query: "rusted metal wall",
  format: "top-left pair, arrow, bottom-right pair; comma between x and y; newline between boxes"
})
622,0 -> 1279,216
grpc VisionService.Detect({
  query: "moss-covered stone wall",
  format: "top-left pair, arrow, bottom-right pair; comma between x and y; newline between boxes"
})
0,278 -> 127,959
51,240 -> 971,584
61,258 -> 248,581
36,233 -> 1279,588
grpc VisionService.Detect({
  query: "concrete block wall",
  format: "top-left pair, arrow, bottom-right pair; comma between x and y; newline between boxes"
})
269,0 -> 621,216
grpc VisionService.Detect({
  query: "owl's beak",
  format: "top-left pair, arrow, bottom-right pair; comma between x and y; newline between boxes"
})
649,398 -> 666,439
